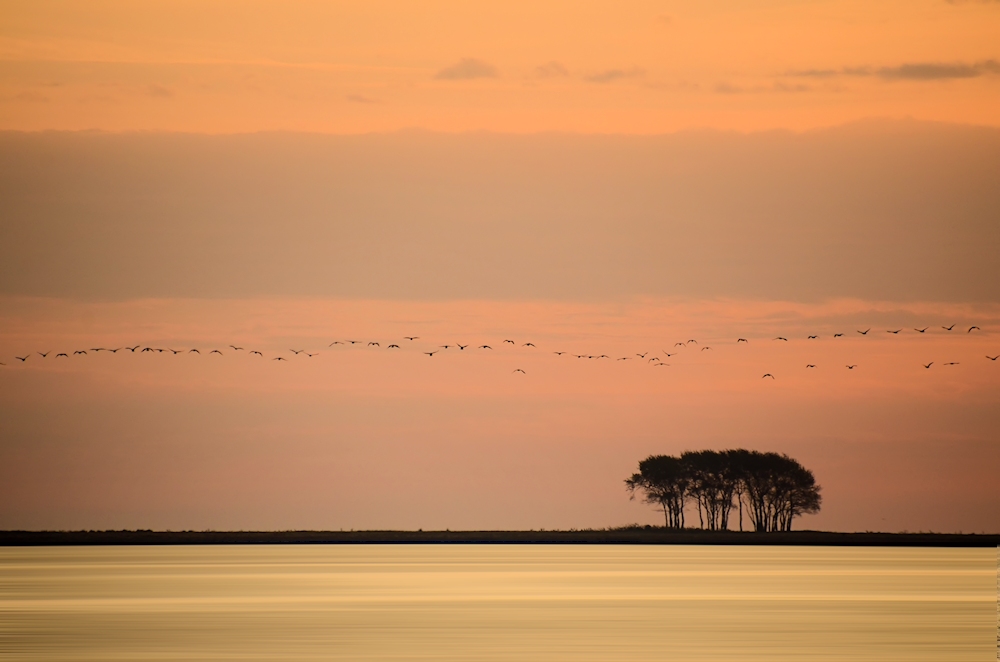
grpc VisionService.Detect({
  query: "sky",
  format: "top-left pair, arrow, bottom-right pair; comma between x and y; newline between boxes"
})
0,1 -> 998,533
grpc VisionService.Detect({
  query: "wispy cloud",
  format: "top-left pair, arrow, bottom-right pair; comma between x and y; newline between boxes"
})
789,60 -> 1000,81
434,58 -> 499,80
534,61 -> 569,78
715,82 -> 812,94
584,67 -> 645,84
346,94 -> 381,104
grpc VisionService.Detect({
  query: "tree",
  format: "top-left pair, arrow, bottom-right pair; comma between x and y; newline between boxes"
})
625,449 -> 821,532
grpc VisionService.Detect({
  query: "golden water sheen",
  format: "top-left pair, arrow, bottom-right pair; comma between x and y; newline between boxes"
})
0,545 -> 993,661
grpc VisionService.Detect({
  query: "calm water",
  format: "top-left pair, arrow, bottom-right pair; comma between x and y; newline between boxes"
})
0,545 -> 994,661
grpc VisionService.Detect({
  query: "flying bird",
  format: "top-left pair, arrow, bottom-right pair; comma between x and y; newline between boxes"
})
347,340 -> 361,345
74,350 -> 87,355
513,368 -> 526,374
887,330 -> 901,334
648,357 -> 660,363
56,353 -> 68,358
126,345 -> 140,352
554,351 -> 567,356
424,351 -> 438,357
38,352 -> 50,358
806,365 -> 816,368
923,362 -> 933,369
250,351 -> 263,356
403,336 -> 419,341
15,356 -> 28,362
523,343 -> 536,347
857,329 -> 870,335
737,338 -> 748,343
305,353 -> 317,357
968,326 -> 980,333
504,340 -> 515,345
846,365 -> 857,369
230,345 -> 243,351
774,337 -> 788,341
290,349 -> 305,354
273,357 -> 287,361
986,355 -> 998,361
701,347 -> 712,351
439,345 -> 452,349
944,362 -> 960,366
834,333 -> 844,338
168,349 -> 182,355
807,336 -> 818,339
368,342 -> 380,347
189,349 -> 200,354
210,350 -> 223,355
762,374 -> 775,379
457,344 -> 468,350
637,352 -> 647,358
617,357 -> 630,361
914,328 -> 927,333
479,345 -> 492,350
387,344 -> 400,349
654,362 -> 669,367
687,340 -> 697,344
329,341 -> 344,346
942,324 -> 955,331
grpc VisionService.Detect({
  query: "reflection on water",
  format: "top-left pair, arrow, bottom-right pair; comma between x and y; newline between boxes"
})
0,545 -> 993,661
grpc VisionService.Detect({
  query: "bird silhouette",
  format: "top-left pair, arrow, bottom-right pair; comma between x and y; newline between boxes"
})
914,328 -> 927,333
504,340 -> 515,345
596,354 -> 609,359
923,362 -> 933,369
56,353 -> 68,358
986,355 -> 998,361
834,333 -> 844,337
617,357 -> 630,361
126,345 -> 140,352
554,351 -> 567,356
348,340 -> 361,345
38,352 -> 50,358
687,340 -> 697,344
574,354 -> 586,358
701,347 -> 712,351
762,374 -> 775,379
189,349 -> 200,354
806,364 -> 816,368
637,352 -> 647,358
109,348 -> 123,353
305,352 -> 317,357
857,329 -> 870,335
457,344 -> 468,350
424,351 -> 438,357
387,344 -> 400,349
74,350 -> 87,355
329,341 -> 344,346
807,335 -> 818,339
737,338 -> 748,343
846,365 -> 857,369
404,336 -> 419,341
230,345 -> 243,351
168,349 -> 182,355
774,337 -> 788,341
654,362 -> 669,367
942,324 -> 955,331
439,345 -> 452,349
210,350 -> 223,355
368,342 -> 380,347
273,357 -> 287,361
944,362 -> 960,366
513,368 -> 526,374
887,330 -> 901,334
968,326 -> 980,333
675,343 -> 684,347
290,349 -> 305,354
479,345 -> 492,350
250,351 -> 263,356
15,356 -> 28,362
648,357 -> 660,363
0,362 -> 4,366
523,343 -> 536,347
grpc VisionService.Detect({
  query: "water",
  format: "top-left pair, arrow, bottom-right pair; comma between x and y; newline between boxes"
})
0,545 -> 993,661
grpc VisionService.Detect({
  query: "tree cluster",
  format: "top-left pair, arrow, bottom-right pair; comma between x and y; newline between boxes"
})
625,450 -> 821,532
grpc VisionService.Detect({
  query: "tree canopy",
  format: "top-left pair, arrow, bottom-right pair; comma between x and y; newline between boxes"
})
625,449 -> 821,532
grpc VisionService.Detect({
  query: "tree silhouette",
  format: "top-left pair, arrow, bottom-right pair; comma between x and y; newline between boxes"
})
625,449 -> 821,532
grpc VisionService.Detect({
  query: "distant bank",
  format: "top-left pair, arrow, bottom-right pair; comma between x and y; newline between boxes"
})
1,530 -> 998,547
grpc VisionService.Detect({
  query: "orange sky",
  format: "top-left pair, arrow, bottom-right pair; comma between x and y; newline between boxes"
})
1,2 -> 998,533
2,0 -> 1000,133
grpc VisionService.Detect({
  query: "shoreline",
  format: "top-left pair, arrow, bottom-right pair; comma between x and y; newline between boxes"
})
2,530 -> 998,547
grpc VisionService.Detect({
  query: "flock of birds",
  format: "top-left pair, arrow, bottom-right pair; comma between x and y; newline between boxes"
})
1,323 -> 995,380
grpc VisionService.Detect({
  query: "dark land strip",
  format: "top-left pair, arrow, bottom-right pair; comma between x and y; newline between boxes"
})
2,530 -> 998,547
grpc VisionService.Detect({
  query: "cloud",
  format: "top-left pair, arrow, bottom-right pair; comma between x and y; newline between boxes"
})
584,67 -> 645,84
534,61 -> 569,78
715,82 -> 812,94
434,58 -> 499,80
789,60 -> 1000,81
346,94 -> 380,104
146,84 -> 173,98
